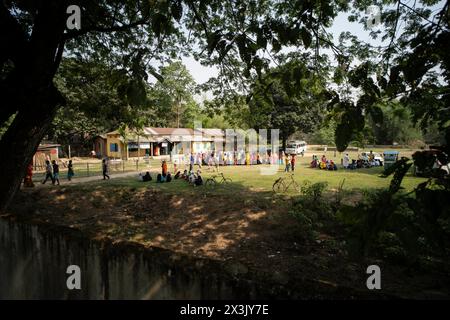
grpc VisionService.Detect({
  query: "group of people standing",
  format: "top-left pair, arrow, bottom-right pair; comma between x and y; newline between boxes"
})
283,154 -> 296,172
41,159 -> 75,185
41,159 -> 69,185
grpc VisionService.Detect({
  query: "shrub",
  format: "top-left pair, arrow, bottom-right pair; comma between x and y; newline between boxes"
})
338,184 -> 450,268
289,181 -> 333,242
300,180 -> 328,202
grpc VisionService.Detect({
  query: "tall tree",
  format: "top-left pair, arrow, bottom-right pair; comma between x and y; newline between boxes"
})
247,57 -> 329,148
48,57 -> 147,154
0,0 -> 345,209
149,61 -> 198,128
328,0 -> 450,152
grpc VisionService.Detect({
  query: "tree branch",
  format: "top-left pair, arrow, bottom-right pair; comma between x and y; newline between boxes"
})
63,17 -> 150,40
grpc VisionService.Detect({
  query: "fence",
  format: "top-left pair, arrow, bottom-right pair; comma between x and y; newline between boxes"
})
32,159 -> 157,182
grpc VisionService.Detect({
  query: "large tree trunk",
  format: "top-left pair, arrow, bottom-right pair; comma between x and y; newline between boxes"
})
281,134 -> 288,151
0,1 -> 67,211
0,84 -> 63,210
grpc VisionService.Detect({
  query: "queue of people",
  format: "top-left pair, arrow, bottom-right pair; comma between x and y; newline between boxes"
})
179,150 -> 280,168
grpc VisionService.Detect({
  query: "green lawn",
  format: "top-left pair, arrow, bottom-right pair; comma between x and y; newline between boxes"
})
56,148 -> 426,196
77,163 -> 425,197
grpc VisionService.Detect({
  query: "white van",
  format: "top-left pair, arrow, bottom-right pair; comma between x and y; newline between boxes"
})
285,141 -> 307,156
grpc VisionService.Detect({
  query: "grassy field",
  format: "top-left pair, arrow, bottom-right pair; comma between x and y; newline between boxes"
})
73,148 -> 426,195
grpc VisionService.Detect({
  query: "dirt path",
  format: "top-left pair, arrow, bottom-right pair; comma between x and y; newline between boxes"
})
29,171 -> 140,188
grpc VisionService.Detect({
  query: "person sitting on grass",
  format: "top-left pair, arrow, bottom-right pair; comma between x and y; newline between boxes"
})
310,155 -> 318,168
188,171 -> 196,184
319,159 -> 327,170
174,170 -> 181,179
195,170 -> 203,186
328,160 -> 337,171
356,159 -> 363,168
141,171 -> 152,182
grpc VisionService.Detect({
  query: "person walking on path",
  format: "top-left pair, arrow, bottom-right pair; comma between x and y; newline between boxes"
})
102,158 -> 110,180
42,160 -> 54,184
189,153 -> 195,173
52,160 -> 60,185
67,160 -> 74,181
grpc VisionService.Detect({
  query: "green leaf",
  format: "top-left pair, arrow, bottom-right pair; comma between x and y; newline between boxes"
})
301,27 -> 312,48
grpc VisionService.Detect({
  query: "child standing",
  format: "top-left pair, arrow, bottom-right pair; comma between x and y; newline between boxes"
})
285,155 -> 291,172
291,154 -> 296,172
52,160 -> 60,185
67,160 -> 74,181
42,160 -> 53,184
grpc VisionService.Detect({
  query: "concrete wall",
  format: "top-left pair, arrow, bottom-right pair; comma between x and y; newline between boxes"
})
0,219 -> 305,300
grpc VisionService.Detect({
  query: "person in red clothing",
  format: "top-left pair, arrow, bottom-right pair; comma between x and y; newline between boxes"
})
291,154 -> 296,172
162,160 -> 168,177
23,162 -> 34,187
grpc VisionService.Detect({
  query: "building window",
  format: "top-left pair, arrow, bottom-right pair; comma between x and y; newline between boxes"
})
110,143 -> 118,152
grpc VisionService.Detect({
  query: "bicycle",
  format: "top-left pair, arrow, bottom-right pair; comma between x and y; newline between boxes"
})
205,172 -> 232,186
272,173 -> 299,192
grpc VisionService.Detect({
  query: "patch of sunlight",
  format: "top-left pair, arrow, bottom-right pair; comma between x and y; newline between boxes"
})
246,211 -> 267,220
141,278 -> 165,300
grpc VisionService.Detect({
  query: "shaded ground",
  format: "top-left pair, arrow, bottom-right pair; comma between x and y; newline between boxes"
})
7,176 -> 450,299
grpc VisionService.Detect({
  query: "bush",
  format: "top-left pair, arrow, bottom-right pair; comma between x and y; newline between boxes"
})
337,184 -> 450,269
289,181 -> 333,242
300,180 -> 328,202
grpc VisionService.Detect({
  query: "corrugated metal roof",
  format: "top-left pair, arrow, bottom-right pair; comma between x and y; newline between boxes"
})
107,127 -> 226,140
